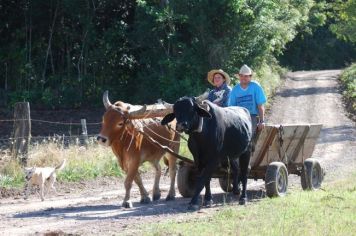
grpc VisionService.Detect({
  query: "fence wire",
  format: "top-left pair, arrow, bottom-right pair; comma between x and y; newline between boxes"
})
0,117 -> 102,150
0,134 -> 99,151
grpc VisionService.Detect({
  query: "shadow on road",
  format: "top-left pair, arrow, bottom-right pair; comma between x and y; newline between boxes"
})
13,190 -> 265,221
319,125 -> 356,144
276,86 -> 339,98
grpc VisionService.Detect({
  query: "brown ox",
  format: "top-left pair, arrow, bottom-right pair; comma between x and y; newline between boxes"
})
97,91 -> 179,208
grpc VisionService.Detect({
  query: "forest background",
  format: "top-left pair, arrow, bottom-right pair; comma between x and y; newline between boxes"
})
0,0 -> 355,109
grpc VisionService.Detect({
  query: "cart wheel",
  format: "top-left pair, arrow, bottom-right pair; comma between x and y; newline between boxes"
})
265,162 -> 288,197
301,158 -> 323,190
219,176 -> 233,193
177,164 -> 197,198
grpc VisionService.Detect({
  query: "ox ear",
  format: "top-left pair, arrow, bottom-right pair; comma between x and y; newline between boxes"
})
161,113 -> 175,125
196,104 -> 212,118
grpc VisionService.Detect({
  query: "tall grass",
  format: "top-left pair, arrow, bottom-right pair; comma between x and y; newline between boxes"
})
0,137 -> 123,188
0,135 -> 191,188
0,159 -> 24,188
139,172 -> 356,236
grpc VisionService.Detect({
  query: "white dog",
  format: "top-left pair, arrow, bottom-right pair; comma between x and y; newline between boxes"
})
24,159 -> 66,201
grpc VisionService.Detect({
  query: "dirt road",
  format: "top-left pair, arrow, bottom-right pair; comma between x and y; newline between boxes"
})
0,70 -> 355,235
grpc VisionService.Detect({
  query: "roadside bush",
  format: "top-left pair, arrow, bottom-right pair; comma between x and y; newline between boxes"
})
250,60 -> 286,107
340,63 -> 356,118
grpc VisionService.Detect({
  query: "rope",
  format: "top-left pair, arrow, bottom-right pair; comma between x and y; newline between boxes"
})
131,119 -> 183,144
121,112 -> 193,164
137,129 -> 194,164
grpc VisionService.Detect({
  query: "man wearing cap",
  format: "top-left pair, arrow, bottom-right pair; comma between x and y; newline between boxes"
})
206,69 -> 232,107
228,64 -> 267,133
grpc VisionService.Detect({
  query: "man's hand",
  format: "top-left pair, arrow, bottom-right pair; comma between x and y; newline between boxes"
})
257,121 -> 265,131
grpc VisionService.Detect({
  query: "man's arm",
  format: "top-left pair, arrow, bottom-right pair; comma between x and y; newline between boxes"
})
257,104 -> 265,131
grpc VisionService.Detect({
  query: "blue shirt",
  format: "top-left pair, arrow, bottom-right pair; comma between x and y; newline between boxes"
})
228,81 -> 267,115
207,83 -> 231,107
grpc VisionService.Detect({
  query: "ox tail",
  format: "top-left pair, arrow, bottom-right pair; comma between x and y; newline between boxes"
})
163,156 -> 170,176
163,156 -> 169,167
55,159 -> 66,172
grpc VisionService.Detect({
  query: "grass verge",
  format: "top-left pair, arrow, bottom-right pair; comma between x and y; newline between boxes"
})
139,172 -> 356,236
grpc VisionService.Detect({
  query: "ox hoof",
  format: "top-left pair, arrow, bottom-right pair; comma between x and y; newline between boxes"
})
140,197 -> 151,204
165,195 -> 176,201
239,197 -> 247,205
203,199 -> 213,208
153,193 -> 161,201
122,201 -> 133,208
187,203 -> 200,211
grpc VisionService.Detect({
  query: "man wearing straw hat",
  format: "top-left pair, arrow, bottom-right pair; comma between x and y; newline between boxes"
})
228,64 -> 267,134
206,69 -> 232,107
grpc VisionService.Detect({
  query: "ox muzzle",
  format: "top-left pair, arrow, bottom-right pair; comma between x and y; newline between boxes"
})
176,121 -> 190,133
97,135 -> 109,146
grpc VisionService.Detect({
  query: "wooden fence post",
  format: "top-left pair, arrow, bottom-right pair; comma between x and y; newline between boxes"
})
81,118 -> 88,146
11,102 -> 31,166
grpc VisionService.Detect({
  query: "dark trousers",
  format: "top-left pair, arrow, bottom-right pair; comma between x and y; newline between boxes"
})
250,115 -> 260,153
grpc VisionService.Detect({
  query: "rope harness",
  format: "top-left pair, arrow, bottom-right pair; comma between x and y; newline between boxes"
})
111,103 -> 192,163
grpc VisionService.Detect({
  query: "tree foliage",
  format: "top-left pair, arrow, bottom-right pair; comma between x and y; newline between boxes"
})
0,0 -> 136,108
1,0 -> 349,108
279,0 -> 356,70
330,0 -> 356,43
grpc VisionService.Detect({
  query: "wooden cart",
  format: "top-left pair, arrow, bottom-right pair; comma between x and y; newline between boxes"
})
176,124 -> 324,198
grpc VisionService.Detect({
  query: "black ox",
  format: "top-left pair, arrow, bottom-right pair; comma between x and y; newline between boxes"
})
161,97 -> 252,210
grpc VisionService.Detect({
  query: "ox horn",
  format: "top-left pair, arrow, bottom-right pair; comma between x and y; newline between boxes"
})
103,90 -> 112,109
195,89 -> 210,103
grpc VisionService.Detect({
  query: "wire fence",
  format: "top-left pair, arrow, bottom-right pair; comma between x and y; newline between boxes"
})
0,118 -> 101,125
0,117 -> 102,150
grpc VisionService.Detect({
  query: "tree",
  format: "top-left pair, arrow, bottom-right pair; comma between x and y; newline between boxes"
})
330,0 -> 356,43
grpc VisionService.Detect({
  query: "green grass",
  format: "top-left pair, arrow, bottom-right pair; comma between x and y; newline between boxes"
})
340,63 -> 356,115
139,172 -> 356,236
0,159 -> 24,188
178,134 -> 193,160
58,155 -> 123,182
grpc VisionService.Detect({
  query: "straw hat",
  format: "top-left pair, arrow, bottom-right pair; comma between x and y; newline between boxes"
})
238,64 -> 252,76
207,69 -> 231,86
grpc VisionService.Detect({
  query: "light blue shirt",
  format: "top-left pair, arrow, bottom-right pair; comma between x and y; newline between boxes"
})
228,81 -> 267,115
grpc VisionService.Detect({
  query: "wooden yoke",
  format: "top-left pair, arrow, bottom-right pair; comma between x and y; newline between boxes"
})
129,101 -> 173,120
